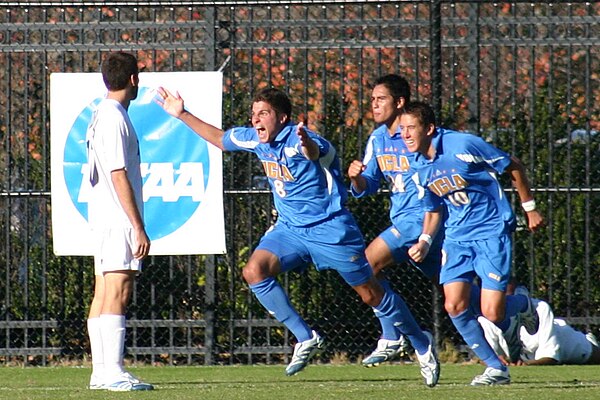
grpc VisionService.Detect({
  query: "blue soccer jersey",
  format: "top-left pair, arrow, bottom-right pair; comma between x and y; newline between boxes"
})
351,124 -> 424,226
412,128 -> 516,240
222,122 -> 347,227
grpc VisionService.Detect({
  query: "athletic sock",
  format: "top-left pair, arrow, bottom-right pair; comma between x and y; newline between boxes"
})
87,317 -> 104,379
469,284 -> 526,333
496,294 -> 529,331
249,277 -> 313,342
100,314 -> 126,380
450,308 -> 506,371
377,280 -> 402,340
373,287 -> 428,353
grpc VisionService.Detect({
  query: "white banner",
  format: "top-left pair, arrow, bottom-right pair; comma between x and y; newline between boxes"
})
50,72 -> 226,255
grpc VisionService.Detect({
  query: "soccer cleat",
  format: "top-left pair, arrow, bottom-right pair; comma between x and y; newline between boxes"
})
502,314 -> 522,363
105,371 -> 154,392
88,374 -> 106,390
285,330 -> 324,376
415,331 -> 440,388
519,296 -> 539,335
470,367 -> 511,386
362,336 -> 409,367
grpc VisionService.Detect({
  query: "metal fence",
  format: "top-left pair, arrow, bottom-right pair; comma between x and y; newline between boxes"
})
0,1 -> 599,366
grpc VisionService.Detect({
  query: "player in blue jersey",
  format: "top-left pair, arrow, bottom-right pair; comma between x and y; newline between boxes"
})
157,87 -> 440,386
348,75 -> 443,368
399,101 -> 544,386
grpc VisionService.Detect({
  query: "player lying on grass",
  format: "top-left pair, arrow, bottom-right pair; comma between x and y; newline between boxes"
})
479,287 -> 600,366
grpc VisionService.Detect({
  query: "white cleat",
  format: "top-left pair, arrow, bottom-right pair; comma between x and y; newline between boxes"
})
362,336 -> 409,367
285,330 -> 324,376
415,331 -> 440,388
470,367 -> 511,386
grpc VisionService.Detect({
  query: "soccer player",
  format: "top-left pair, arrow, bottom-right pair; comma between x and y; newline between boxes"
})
86,52 -> 154,391
400,101 -> 544,385
479,297 -> 600,365
348,75 -> 443,367
157,87 -> 440,386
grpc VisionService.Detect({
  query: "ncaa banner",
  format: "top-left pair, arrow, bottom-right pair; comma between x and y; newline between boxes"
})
50,72 -> 226,255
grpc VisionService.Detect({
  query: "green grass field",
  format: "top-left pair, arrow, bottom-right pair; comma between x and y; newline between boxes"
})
0,362 -> 599,400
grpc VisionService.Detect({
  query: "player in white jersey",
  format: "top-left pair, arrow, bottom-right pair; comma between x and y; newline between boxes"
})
157,87 -> 440,386
479,297 -> 600,365
86,52 -> 153,391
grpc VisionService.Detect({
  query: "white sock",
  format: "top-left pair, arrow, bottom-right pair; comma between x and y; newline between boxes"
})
87,317 -> 104,379
100,314 -> 126,380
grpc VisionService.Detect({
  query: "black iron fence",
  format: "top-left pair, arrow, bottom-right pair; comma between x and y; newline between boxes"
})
0,1 -> 599,366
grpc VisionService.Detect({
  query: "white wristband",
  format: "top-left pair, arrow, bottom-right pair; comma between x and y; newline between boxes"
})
522,199 -> 536,212
419,233 -> 433,246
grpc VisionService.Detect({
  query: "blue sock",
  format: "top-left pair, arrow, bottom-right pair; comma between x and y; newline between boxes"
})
249,277 -> 312,342
450,308 -> 506,371
373,287 -> 428,353
469,284 -> 482,316
377,280 -> 401,340
497,294 -> 528,331
470,285 -> 526,333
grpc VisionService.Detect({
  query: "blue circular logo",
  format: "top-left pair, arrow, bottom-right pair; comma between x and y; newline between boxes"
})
63,86 -> 210,240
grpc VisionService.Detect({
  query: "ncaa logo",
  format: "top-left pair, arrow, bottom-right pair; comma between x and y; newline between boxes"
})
62,86 -> 210,241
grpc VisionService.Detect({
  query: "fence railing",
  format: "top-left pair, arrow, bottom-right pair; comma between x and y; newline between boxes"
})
0,1 -> 599,365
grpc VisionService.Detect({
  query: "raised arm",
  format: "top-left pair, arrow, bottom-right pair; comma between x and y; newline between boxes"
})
296,122 -> 320,160
157,87 -> 226,150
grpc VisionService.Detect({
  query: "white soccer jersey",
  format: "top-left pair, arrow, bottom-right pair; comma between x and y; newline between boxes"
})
86,98 -> 143,230
479,299 -> 593,364
519,299 -> 592,364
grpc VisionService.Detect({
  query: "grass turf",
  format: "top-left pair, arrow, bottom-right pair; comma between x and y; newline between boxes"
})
0,362 -> 598,399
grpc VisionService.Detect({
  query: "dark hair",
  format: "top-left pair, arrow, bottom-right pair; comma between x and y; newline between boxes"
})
374,74 -> 411,103
401,101 -> 436,127
101,52 -> 139,91
252,88 -> 292,119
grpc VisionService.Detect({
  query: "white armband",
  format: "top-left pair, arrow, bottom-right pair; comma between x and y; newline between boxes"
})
419,233 -> 433,246
522,199 -> 536,212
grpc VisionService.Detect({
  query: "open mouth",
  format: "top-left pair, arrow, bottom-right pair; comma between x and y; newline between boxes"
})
255,126 -> 268,140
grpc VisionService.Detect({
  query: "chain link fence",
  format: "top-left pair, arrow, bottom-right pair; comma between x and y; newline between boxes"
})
0,1 -> 599,366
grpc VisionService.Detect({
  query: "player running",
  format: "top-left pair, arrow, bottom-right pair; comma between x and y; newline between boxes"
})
157,87 -> 440,386
400,101 -> 544,385
348,75 -> 443,368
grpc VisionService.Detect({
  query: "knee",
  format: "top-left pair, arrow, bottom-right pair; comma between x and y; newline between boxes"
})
365,250 -> 387,276
362,291 -> 382,307
481,308 -> 504,324
242,262 -> 258,285
242,260 -> 271,285
359,282 -> 384,307
444,300 -> 467,317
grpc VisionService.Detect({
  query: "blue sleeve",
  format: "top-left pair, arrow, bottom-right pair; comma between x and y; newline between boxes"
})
463,135 -> 512,175
304,129 -> 330,157
423,189 -> 444,212
222,126 -> 259,153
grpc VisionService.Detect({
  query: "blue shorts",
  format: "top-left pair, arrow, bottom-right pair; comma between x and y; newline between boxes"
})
378,221 -> 442,280
440,234 -> 512,291
256,210 -> 373,287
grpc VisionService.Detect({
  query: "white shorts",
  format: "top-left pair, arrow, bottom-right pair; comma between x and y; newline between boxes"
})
93,228 -> 142,275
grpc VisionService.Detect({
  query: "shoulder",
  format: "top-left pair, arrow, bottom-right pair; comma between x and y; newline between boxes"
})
439,128 -> 495,154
